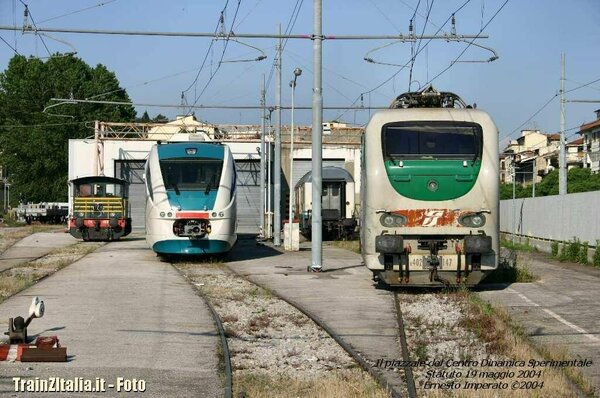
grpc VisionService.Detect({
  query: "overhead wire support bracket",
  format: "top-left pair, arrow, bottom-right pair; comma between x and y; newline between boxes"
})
363,33 -> 498,68
215,38 -> 267,63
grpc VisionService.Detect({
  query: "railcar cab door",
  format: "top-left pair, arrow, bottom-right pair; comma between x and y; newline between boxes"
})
321,181 -> 345,220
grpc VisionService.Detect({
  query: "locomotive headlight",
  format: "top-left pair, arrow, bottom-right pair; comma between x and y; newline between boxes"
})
167,212 -> 173,217
458,213 -> 486,228
160,212 -> 166,217
471,215 -> 484,226
379,213 -> 407,227
211,212 -> 217,217
218,211 -> 224,217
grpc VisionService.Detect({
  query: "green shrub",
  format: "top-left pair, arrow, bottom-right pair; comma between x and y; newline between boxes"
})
577,242 -> 589,265
558,242 -> 568,262
566,238 -> 581,262
594,241 -> 600,268
551,241 -> 559,258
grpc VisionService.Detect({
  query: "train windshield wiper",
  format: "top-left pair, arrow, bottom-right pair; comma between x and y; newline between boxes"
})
205,175 -> 216,195
170,181 -> 180,195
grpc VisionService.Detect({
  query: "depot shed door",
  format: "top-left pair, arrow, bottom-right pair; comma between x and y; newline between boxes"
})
235,159 -> 261,234
115,160 -> 146,230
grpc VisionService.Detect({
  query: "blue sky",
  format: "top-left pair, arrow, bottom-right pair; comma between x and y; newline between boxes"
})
1,0 -> 599,148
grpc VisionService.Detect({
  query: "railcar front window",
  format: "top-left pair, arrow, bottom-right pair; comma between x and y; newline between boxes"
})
383,122 -> 482,160
75,183 -> 123,197
160,159 -> 223,191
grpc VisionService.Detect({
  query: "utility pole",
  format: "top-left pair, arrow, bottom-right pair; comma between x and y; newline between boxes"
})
94,120 -> 100,176
512,159 -> 516,244
310,0 -> 323,271
532,160 -> 536,198
559,52 -> 567,195
259,74 -> 266,239
274,24 -> 282,246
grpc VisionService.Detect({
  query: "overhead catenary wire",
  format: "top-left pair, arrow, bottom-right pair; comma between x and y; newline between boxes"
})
0,121 -> 90,129
187,0 -> 244,112
181,1 -> 232,99
565,78 -> 600,93
265,0 -> 305,91
37,0 -> 118,24
48,97 -> 391,110
408,0 -> 435,91
502,76 -> 600,141
334,0 -> 474,121
423,0 -> 510,87
0,35 -> 20,55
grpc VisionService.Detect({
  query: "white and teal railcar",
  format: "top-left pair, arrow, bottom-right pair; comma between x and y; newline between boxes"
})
360,86 -> 499,286
145,141 -> 237,255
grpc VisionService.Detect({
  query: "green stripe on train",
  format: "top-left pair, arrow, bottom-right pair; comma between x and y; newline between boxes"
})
384,159 -> 481,201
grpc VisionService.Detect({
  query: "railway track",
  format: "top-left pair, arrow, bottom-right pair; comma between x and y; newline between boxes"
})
171,261 -> 233,398
394,292 -> 418,398
221,261 -> 407,398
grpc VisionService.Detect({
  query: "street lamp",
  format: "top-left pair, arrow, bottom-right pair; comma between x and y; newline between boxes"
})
287,67 -> 302,250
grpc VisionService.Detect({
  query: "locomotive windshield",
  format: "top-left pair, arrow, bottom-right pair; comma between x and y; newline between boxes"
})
160,158 -> 223,192
75,182 -> 125,198
382,121 -> 482,160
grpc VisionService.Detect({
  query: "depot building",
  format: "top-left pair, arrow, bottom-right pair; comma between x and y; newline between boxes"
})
68,116 -> 362,234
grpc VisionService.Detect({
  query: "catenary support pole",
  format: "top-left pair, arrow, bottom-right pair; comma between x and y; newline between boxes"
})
274,24 -> 282,246
512,161 -> 516,244
559,52 -> 567,195
259,74 -> 266,238
311,0 -> 323,271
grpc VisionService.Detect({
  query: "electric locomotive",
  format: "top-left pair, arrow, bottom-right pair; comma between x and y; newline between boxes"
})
144,141 -> 237,255
69,176 -> 132,241
360,85 -> 499,286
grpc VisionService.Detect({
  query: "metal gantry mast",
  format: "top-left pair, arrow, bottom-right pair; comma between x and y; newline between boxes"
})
310,0 -> 323,271
260,74 -> 266,238
559,52 -> 567,196
274,25 -> 283,246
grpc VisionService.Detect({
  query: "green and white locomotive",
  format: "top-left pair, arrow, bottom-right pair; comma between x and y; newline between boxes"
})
360,86 -> 499,286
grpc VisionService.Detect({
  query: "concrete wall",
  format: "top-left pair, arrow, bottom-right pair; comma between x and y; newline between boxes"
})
500,191 -> 600,244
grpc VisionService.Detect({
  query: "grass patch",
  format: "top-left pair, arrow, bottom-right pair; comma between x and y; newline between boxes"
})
330,240 -> 361,254
482,260 -> 538,284
500,238 -> 537,252
0,225 -> 62,254
0,242 -> 102,304
0,217 -> 26,227
234,369 -> 388,398
552,237 -> 594,266
464,293 -> 595,397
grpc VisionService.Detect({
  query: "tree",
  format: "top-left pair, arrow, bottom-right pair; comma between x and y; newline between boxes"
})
152,113 -> 169,123
0,54 -> 136,203
136,110 -> 151,123
500,167 -> 600,200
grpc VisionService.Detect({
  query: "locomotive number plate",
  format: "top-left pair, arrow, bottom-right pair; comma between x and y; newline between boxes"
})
410,256 -> 454,270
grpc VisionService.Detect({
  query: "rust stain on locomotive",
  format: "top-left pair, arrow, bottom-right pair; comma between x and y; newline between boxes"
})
392,209 -> 461,227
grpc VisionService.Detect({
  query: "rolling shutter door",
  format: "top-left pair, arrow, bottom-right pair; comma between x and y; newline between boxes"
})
235,160 -> 261,234
115,160 -> 146,231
